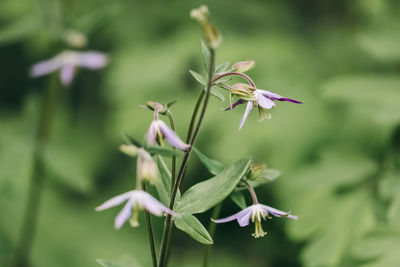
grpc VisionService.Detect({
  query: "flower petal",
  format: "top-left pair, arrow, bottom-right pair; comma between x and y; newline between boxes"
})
255,90 -> 275,109
261,204 -> 298,220
158,120 -> 190,151
147,121 -> 158,145
212,206 -> 253,226
30,57 -> 62,77
95,191 -> 133,211
60,65 -> 76,86
224,99 -> 245,111
78,51 -> 108,69
138,191 -> 177,217
261,89 -> 302,104
239,101 -> 253,130
114,198 -> 135,229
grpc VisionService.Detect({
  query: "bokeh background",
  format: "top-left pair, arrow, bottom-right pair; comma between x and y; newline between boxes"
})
1,0 -> 400,266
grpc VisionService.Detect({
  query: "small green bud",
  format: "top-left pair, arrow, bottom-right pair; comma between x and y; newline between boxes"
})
120,144 -> 139,157
62,29 -> 88,48
232,60 -> 256,73
247,163 -> 266,180
190,5 -> 222,49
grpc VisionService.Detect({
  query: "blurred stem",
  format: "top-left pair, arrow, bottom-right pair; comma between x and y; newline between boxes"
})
243,180 -> 259,204
202,202 -> 223,267
166,111 -> 176,191
159,48 -> 216,267
143,182 -> 157,267
12,74 -> 58,267
186,90 -> 205,143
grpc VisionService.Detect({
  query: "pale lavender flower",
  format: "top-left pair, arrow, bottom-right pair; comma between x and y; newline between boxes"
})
212,203 -> 297,238
147,119 -> 190,151
227,83 -> 302,130
30,50 -> 108,86
96,190 -> 177,229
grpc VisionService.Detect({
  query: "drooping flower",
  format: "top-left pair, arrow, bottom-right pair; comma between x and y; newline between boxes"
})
147,119 -> 190,151
227,83 -> 302,130
96,190 -> 177,229
30,50 -> 108,86
212,203 -> 298,238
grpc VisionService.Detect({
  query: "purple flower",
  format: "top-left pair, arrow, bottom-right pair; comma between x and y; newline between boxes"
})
30,50 -> 108,86
147,119 -> 190,151
212,203 -> 298,238
96,190 -> 177,229
228,83 -> 302,130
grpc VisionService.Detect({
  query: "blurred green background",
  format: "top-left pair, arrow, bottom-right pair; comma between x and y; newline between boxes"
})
1,0 -> 400,266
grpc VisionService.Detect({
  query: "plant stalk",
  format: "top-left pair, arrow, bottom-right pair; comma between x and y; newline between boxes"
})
202,202 -> 223,267
143,182 -> 158,267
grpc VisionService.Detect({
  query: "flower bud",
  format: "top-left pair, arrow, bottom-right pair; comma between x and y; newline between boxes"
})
232,60 -> 256,73
190,5 -> 222,49
231,83 -> 256,100
63,29 -> 88,48
137,148 -> 159,184
247,163 -> 266,180
120,144 -> 139,157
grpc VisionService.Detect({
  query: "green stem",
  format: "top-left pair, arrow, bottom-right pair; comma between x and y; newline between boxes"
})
143,183 -> 158,267
186,90 -> 205,143
158,48 -> 216,267
12,74 -> 58,267
202,202 -> 223,267
166,111 -> 176,191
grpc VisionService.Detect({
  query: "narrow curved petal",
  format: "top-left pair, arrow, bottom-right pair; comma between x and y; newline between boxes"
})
261,89 -> 302,104
261,204 -> 298,220
115,198 -> 135,229
255,90 -> 275,109
95,191 -> 133,211
147,121 -> 158,145
239,101 -> 253,130
60,65 -> 76,86
211,206 -> 253,226
139,191 -> 177,217
225,99 -> 245,111
79,52 -> 108,69
158,120 -> 190,151
30,57 -> 62,77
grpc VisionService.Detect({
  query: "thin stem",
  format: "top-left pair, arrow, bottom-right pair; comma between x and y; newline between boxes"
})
186,90 -> 205,143
213,72 -> 256,87
12,74 -> 58,267
159,48 -> 216,267
243,180 -> 259,204
166,111 -> 176,191
202,202 -> 223,267
143,182 -> 158,267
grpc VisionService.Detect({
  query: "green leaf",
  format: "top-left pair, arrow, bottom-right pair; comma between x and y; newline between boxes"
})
176,157 -> 252,214
193,147 -> 225,175
174,213 -> 213,244
201,41 -> 211,74
230,191 -> 247,209
189,70 -> 206,86
122,134 -> 142,147
210,87 -> 225,102
215,61 -> 231,74
167,100 -> 178,108
96,259 -> 125,267
154,156 -> 172,205
146,145 -> 183,157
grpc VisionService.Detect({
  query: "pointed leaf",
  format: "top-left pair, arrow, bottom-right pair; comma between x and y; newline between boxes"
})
147,145 -> 183,157
174,213 -> 213,244
230,191 -> 247,209
154,156 -> 172,205
193,147 -> 224,175
167,100 -> 178,108
176,157 -> 252,214
96,259 -> 125,267
189,70 -> 206,86
210,87 -> 225,102
215,61 -> 231,74
201,41 -> 211,74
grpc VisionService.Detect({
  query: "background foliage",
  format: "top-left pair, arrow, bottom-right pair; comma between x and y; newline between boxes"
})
1,0 -> 400,266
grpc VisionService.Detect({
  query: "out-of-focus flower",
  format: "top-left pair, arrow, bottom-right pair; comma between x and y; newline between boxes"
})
96,190 -> 177,229
120,144 -> 159,184
147,119 -> 190,151
227,83 -> 302,130
30,50 -> 108,86
190,5 -> 222,49
212,204 -> 297,238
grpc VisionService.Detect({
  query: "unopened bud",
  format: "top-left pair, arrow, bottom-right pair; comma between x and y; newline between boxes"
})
232,60 -> 255,73
190,5 -> 222,49
247,163 -> 266,180
120,144 -> 139,157
137,149 -> 159,184
231,83 -> 256,100
63,29 -> 88,48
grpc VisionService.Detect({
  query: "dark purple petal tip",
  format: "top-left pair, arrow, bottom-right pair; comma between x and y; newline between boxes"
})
277,97 -> 302,104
